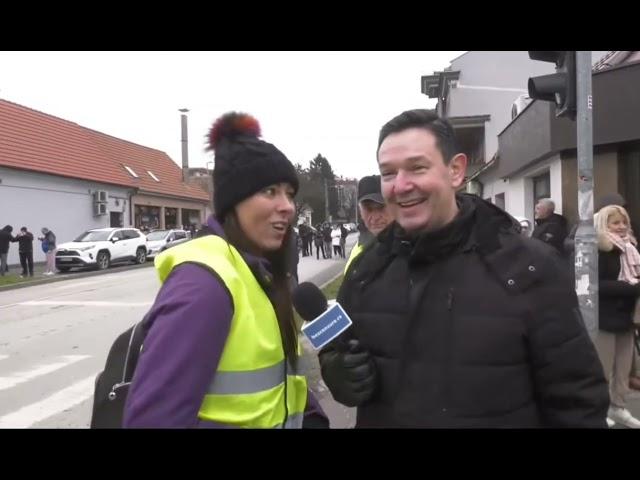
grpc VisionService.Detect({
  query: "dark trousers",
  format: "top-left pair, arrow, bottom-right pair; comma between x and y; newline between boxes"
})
324,241 -> 332,258
19,251 -> 34,276
316,244 -> 325,259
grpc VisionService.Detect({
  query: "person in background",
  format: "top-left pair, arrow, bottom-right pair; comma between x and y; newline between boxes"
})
531,198 -> 568,254
344,174 -> 393,273
322,223 -> 332,259
12,227 -> 34,277
331,224 -> 342,258
38,227 -> 57,276
594,205 -> 640,428
339,223 -> 348,259
314,226 -> 325,260
0,225 -> 14,276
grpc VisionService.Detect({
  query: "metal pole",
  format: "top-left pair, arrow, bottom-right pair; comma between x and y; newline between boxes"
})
324,178 -> 329,223
179,109 -> 189,182
574,51 -> 598,339
354,183 -> 358,223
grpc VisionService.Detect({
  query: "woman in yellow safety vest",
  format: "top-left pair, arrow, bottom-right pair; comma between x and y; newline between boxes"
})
124,112 -> 328,428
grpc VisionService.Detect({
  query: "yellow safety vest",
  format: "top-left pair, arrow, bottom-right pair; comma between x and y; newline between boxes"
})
155,235 -> 308,428
344,242 -> 365,274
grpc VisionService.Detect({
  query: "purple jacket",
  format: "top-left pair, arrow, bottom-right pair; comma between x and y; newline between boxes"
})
123,216 -> 327,428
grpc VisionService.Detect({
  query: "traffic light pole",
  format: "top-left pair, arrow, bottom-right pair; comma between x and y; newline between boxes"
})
574,51 -> 599,339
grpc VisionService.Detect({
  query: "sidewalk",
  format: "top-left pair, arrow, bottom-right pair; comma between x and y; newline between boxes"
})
297,238 -> 357,428
300,335 -> 356,429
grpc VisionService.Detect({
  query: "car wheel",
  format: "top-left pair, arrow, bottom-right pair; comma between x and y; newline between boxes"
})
96,251 -> 110,270
135,247 -> 146,264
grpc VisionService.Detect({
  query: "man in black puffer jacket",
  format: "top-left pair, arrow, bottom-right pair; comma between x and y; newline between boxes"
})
319,109 -> 609,428
532,198 -> 568,255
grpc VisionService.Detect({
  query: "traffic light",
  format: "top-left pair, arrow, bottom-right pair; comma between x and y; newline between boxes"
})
528,51 -> 576,120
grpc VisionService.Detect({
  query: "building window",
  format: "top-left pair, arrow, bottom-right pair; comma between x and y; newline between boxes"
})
135,205 -> 160,231
532,171 -> 551,204
124,165 -> 139,178
181,208 -> 201,229
164,207 -> 178,229
147,171 -> 160,182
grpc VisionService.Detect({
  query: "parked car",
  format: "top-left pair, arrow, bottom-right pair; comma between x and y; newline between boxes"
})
55,227 -> 148,272
145,229 -> 191,259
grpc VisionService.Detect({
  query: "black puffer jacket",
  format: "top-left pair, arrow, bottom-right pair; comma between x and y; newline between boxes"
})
12,232 -> 34,253
321,195 -> 608,428
532,214 -> 568,254
598,243 -> 640,333
0,226 -> 14,254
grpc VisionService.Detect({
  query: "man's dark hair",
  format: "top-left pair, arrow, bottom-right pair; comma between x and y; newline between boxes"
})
377,109 -> 459,164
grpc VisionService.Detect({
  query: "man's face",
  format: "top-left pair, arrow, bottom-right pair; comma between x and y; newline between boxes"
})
534,202 -> 550,220
359,200 -> 393,236
378,128 -> 466,235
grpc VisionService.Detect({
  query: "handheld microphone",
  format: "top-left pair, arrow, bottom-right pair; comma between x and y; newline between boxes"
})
292,282 -> 352,350
292,282 -> 328,322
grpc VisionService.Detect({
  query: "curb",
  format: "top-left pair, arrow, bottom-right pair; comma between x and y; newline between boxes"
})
318,271 -> 344,290
0,261 -> 154,293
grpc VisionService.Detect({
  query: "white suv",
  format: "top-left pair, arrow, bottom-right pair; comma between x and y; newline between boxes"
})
55,228 -> 148,272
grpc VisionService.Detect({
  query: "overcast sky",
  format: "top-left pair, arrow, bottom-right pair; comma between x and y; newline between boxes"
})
0,51 -> 465,179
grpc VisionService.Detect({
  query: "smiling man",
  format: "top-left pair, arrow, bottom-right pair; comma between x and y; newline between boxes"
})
319,109 -> 609,428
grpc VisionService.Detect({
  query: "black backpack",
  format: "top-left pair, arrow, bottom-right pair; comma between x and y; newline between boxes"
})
90,314 -> 150,428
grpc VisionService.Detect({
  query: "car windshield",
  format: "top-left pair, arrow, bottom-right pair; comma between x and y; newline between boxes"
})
146,231 -> 169,241
73,230 -> 113,242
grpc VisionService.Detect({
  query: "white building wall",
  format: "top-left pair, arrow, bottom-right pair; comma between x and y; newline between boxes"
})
481,154 -> 564,226
0,167 -> 133,266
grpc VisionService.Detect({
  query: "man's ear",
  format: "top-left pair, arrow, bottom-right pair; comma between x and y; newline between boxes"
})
449,153 -> 467,188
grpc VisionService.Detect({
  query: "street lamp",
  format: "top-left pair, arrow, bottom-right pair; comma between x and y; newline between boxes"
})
179,108 -> 190,182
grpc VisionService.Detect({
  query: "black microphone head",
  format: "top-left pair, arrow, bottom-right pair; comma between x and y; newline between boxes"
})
292,282 -> 328,322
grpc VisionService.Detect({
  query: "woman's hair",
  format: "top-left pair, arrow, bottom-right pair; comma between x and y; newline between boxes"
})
595,204 -> 636,251
222,212 -> 299,365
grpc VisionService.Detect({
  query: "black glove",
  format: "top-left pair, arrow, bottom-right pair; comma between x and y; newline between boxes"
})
319,339 -> 377,407
302,414 -> 330,429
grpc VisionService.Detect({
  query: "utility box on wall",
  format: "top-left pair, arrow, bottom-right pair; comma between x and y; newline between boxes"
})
93,190 -> 108,216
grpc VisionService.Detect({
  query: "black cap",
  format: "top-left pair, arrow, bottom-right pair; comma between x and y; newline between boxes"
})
357,175 -> 384,204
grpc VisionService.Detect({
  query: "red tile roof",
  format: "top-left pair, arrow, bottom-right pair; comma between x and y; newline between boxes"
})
0,99 -> 209,202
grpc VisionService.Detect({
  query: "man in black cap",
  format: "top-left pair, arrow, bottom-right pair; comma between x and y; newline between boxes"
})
344,174 -> 393,272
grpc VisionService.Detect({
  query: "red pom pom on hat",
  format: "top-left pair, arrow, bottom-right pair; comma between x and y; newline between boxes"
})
207,112 -> 261,151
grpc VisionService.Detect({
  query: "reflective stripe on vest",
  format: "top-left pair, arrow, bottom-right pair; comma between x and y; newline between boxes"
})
208,359 -> 305,395
155,235 -> 308,428
344,242 -> 365,274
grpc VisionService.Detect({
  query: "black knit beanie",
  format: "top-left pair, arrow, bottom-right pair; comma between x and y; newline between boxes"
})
206,112 -> 299,221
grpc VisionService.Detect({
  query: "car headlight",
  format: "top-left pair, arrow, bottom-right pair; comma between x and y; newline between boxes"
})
78,245 -> 94,252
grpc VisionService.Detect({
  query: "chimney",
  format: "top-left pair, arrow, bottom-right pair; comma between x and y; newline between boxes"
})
179,108 -> 189,181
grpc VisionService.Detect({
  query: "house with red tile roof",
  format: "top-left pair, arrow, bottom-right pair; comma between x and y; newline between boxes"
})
0,99 -> 210,267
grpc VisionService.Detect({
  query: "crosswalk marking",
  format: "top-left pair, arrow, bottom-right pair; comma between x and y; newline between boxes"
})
0,375 -> 96,428
0,355 -> 90,391
0,355 -> 8,362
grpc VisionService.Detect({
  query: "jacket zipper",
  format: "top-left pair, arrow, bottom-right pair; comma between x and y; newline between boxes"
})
442,287 -> 454,415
